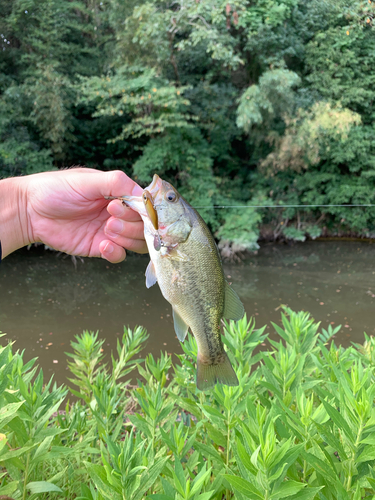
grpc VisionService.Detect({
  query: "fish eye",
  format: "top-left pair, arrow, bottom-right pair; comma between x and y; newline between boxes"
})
165,190 -> 177,203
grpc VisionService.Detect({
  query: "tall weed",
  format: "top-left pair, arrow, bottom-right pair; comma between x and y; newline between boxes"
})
1,310 -> 375,499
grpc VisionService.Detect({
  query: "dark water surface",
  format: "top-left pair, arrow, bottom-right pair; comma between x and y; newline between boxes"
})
1,241 -> 375,385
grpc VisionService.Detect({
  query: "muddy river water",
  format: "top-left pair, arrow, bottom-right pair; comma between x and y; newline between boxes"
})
1,241 -> 374,385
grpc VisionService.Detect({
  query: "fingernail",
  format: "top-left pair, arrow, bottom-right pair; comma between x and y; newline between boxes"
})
110,202 -> 126,217
104,242 -> 114,254
132,184 -> 143,196
107,219 -> 124,234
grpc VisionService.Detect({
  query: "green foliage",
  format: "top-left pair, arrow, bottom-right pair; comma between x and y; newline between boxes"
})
236,68 -> 301,132
2,0 -> 375,246
282,227 -> 306,242
305,14 -> 375,120
216,204 -> 262,252
79,67 -> 194,140
260,102 -> 361,174
25,65 -> 74,157
3,309 -> 375,498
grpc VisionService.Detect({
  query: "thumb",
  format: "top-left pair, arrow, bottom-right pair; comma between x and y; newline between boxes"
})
70,168 -> 143,199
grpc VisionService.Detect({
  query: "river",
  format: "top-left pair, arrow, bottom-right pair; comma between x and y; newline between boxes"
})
1,241 -> 374,385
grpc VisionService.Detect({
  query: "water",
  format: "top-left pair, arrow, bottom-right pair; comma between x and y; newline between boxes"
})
1,241 -> 375,385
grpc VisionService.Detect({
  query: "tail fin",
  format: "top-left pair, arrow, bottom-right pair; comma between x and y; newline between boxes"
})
196,351 -> 239,391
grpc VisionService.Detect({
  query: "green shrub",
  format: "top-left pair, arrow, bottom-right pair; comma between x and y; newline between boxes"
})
2,309 -> 375,499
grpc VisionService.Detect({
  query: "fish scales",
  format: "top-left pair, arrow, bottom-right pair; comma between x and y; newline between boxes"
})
155,206 -> 224,362
115,174 -> 244,390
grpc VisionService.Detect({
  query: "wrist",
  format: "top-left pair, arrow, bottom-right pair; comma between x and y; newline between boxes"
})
0,176 -> 32,258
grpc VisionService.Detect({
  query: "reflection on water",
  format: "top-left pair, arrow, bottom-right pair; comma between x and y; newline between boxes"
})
1,241 -> 375,385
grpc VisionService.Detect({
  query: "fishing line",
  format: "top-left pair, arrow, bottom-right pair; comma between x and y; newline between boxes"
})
192,204 -> 375,209
106,196 -> 375,210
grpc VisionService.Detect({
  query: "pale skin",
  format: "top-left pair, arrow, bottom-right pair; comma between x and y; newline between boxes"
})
0,168 -> 147,261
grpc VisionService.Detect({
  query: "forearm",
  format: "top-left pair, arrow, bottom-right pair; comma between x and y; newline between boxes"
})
0,177 -> 31,259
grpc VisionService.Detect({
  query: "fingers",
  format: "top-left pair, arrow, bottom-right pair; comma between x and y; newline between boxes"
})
104,213 -> 148,256
99,239 -> 147,264
107,199 -> 141,221
99,170 -> 143,198
99,236 -> 147,264
99,240 -> 126,263
105,217 -> 142,238
64,168 -> 144,200
104,199 -> 148,254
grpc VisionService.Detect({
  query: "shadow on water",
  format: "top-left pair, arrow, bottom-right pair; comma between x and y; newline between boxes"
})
1,241 -> 375,385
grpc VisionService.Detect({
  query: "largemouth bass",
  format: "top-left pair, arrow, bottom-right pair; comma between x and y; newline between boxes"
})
110,174 -> 244,390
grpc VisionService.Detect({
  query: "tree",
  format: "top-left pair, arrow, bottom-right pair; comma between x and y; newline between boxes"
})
1,0 -> 375,249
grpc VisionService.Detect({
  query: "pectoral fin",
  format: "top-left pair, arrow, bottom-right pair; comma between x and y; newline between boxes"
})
173,308 -> 189,341
223,281 -> 244,321
145,260 -> 157,288
162,247 -> 190,261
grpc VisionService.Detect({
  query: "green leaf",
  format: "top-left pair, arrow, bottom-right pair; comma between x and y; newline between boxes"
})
161,477 -> 176,498
205,422 -> 227,448
0,480 -> 19,496
196,492 -> 214,500
200,405 -> 226,421
134,457 -> 169,500
191,467 -> 212,496
270,481 -> 306,499
33,435 -> 54,461
321,400 -> 354,441
236,439 -> 257,474
356,445 -> 375,463
148,496 -> 174,500
194,442 -> 224,464
312,420 -> 348,461
301,452 -> 336,482
0,401 -> 24,427
223,475 -> 263,499
287,487 -> 324,500
366,477 -> 375,490
173,456 -> 185,489
360,435 -> 375,445
0,443 -> 36,461
85,463 -> 114,499
27,481 -> 62,493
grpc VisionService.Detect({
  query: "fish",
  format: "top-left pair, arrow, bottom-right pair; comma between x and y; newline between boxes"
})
111,174 -> 244,390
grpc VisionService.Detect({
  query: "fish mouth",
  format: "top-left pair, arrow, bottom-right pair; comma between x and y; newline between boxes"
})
119,195 -> 147,217
118,174 -> 162,222
146,174 -> 163,198
105,174 -> 163,223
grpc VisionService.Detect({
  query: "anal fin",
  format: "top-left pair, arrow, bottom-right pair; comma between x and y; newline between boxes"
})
223,281 -> 245,321
172,308 -> 189,342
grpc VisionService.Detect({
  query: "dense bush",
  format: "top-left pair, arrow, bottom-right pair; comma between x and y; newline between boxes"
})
1,0 -> 375,250
2,309 -> 375,498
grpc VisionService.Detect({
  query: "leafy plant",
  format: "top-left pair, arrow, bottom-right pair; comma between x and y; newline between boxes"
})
3,307 -> 375,499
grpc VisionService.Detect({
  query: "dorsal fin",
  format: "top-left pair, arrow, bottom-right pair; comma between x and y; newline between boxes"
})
223,281 -> 244,320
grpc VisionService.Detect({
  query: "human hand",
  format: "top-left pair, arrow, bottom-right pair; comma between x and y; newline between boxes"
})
21,168 -> 147,262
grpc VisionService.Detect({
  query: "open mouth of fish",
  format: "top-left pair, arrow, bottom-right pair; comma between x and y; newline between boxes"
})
105,174 -> 162,229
